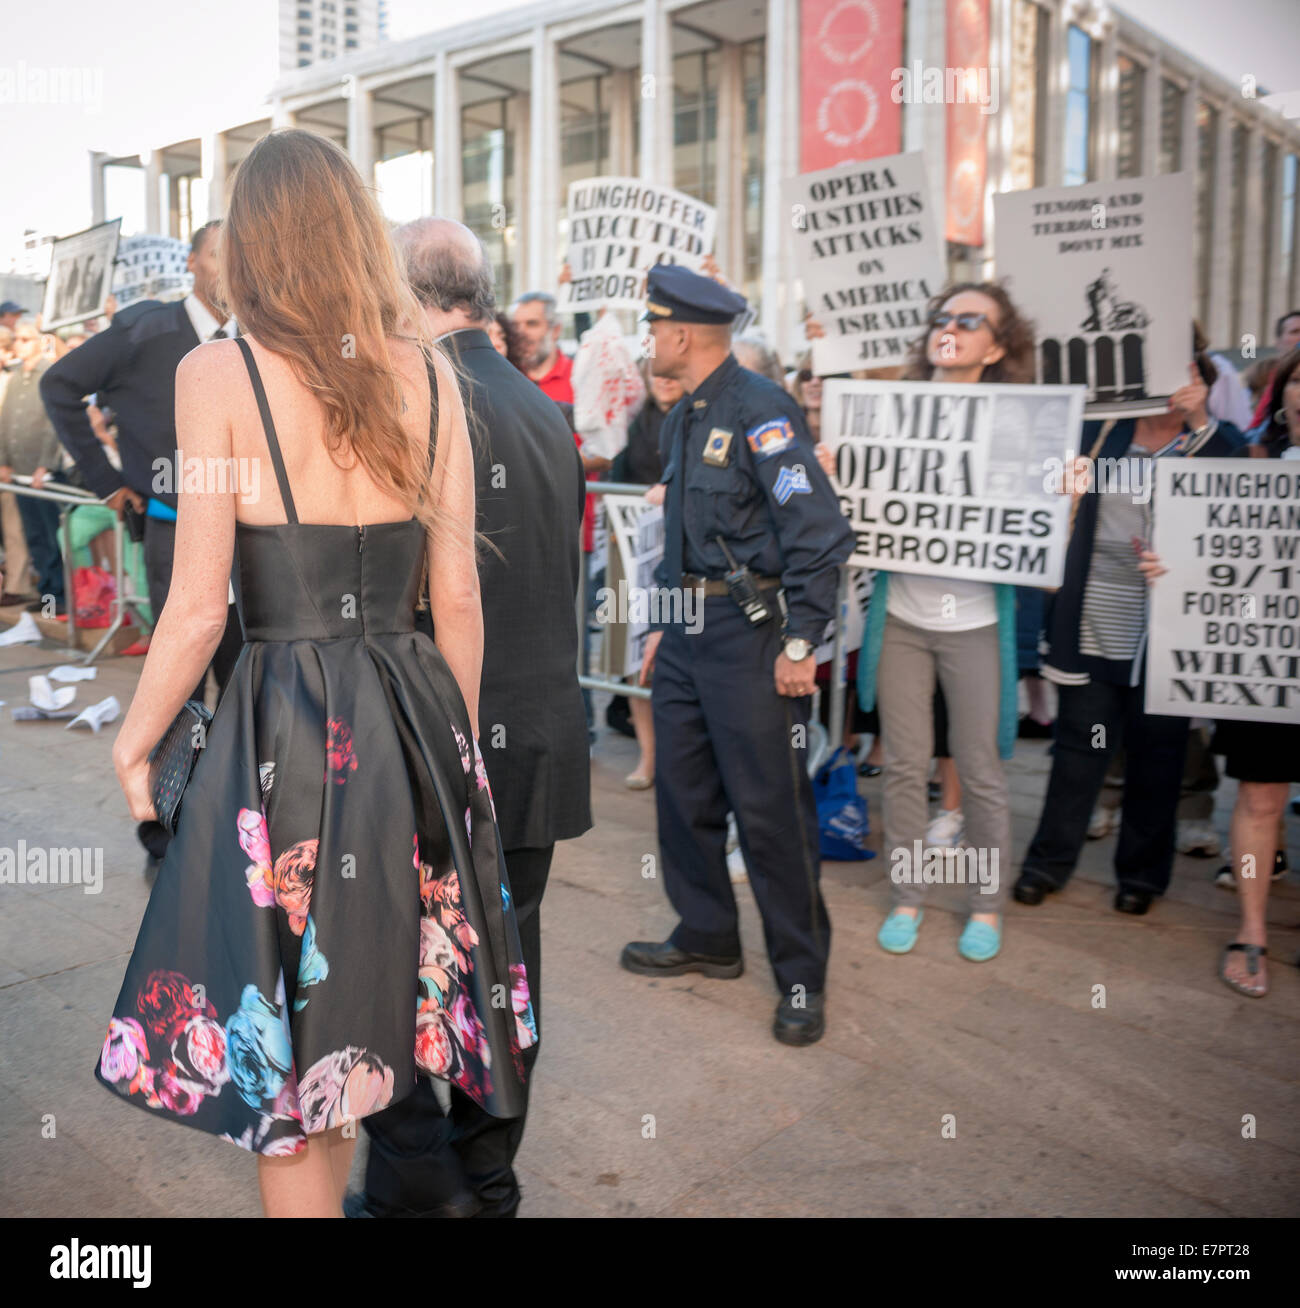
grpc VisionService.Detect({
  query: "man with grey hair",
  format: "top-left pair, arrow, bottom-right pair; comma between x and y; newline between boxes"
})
510,290 -> 574,405
350,217 -> 591,1220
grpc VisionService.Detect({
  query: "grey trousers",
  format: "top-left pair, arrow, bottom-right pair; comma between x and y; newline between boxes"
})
876,615 -> 1010,912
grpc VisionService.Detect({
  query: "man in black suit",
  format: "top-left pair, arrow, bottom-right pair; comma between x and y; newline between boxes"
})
40,220 -> 242,871
347,217 -> 591,1219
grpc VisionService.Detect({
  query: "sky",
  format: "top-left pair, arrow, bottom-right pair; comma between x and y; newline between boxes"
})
1,0 -> 1297,267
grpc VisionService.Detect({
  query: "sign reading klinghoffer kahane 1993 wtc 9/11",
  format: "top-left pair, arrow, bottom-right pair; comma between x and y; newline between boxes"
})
822,379 -> 1086,586
994,172 -> 1194,410
558,177 -> 717,314
786,152 -> 944,377
1146,459 -> 1300,724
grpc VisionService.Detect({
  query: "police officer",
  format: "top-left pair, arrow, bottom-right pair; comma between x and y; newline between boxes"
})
622,264 -> 855,1045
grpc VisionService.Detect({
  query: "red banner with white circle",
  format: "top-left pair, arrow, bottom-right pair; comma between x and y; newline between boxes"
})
945,0 -> 990,246
800,0 -> 904,172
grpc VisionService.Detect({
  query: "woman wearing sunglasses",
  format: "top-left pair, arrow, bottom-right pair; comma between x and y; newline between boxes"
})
856,283 -> 1036,961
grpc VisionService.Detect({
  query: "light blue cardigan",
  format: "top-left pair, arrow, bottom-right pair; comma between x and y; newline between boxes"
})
855,573 -> 1020,761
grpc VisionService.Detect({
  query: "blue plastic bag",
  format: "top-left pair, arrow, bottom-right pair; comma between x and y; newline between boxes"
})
812,747 -> 875,861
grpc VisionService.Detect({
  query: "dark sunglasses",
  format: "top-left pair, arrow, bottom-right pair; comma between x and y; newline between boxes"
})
931,311 -> 992,333
797,368 -> 816,383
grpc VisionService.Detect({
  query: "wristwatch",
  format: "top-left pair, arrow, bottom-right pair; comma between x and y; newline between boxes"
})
783,636 -> 813,662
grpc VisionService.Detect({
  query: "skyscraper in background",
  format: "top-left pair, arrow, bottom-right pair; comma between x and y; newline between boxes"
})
279,0 -> 385,71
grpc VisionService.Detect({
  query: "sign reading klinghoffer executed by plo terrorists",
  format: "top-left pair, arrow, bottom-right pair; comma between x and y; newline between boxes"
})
1145,459 -> 1300,723
994,173 -> 1194,411
822,378 -> 1085,585
559,178 -> 717,314
787,152 -> 943,376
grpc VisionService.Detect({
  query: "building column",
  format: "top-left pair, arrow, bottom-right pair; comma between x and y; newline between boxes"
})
609,69 -> 635,176
760,0 -> 799,359
1237,123 -> 1264,345
434,53 -> 462,220
1141,51 -> 1161,173
1043,2 -> 1069,186
201,131 -> 229,219
715,41 -> 744,284
1207,103 -> 1234,346
1181,78 -> 1199,180
1267,137 -> 1290,338
167,172 -> 183,237
271,101 -> 296,130
89,152 -> 107,226
513,92 -> 531,303
144,151 -> 163,233
639,0 -> 674,187
527,25 -> 559,291
347,82 -> 375,185
1094,26 -> 1119,181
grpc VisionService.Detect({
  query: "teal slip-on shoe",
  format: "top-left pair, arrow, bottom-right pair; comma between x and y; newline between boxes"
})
878,909 -> 923,954
959,916 -> 1002,962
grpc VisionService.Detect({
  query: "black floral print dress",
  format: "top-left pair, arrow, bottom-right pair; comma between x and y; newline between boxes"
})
95,340 -> 536,1155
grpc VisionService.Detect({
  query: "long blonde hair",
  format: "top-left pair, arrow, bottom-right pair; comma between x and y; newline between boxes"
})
221,128 -> 446,535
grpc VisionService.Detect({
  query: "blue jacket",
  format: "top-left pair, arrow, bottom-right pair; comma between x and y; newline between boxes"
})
856,572 -> 1021,760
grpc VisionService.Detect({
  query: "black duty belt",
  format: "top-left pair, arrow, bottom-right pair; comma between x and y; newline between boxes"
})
682,573 -> 782,596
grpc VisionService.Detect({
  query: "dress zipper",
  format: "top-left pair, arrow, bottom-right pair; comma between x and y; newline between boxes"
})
357,524 -> 365,553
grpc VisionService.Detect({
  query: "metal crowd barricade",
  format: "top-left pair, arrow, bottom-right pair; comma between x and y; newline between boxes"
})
3,474 -> 151,664
577,479 -> 856,776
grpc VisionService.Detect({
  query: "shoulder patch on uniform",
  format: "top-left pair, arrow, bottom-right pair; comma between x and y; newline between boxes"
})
773,464 -> 813,504
746,417 -> 797,461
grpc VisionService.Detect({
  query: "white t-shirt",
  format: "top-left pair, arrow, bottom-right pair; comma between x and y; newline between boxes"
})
886,573 -> 998,631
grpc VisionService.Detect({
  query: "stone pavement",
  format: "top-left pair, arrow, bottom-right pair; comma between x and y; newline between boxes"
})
0,637 -> 1296,1218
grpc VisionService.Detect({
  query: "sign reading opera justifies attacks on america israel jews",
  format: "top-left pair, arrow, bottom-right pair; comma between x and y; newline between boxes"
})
558,177 -> 717,314
994,172 -> 1195,411
822,378 -> 1086,586
786,151 -> 944,377
1146,460 -> 1300,724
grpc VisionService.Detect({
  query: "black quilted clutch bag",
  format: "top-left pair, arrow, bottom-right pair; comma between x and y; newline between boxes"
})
148,699 -> 212,834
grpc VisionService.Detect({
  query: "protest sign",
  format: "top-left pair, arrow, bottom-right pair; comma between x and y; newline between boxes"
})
822,378 -> 1084,585
559,178 -> 717,314
787,152 -> 943,376
599,495 -> 666,678
41,219 -> 121,330
994,173 -> 1194,412
1145,459 -> 1300,723
112,234 -> 192,309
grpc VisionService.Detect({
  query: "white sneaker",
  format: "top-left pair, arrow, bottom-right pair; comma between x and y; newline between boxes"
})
1087,805 -> 1119,840
925,808 -> 964,852
1176,819 -> 1221,857
727,845 -> 748,883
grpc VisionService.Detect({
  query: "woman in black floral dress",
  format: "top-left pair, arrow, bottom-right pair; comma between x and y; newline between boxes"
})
98,128 -> 535,1217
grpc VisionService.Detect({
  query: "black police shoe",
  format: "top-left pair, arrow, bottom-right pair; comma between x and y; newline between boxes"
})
619,939 -> 743,979
1012,872 -> 1054,906
773,991 -> 826,1046
1114,888 -> 1154,915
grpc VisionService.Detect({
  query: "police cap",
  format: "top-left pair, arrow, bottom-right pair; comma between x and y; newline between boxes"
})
641,263 -> 748,324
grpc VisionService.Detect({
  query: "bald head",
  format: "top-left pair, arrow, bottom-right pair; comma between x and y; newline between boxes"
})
395,217 -> 496,326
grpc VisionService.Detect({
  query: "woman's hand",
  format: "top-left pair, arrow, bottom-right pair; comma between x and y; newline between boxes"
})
814,443 -> 835,477
1169,364 -> 1210,432
644,482 -> 666,506
1137,549 -> 1167,585
114,746 -> 157,822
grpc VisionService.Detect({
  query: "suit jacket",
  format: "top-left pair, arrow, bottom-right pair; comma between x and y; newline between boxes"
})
424,328 -> 592,851
40,298 -> 200,509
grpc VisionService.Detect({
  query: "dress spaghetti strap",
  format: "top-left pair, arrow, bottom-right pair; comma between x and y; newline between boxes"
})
235,337 -> 299,525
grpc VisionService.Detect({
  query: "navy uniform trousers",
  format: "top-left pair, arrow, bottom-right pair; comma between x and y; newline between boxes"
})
654,595 -> 830,992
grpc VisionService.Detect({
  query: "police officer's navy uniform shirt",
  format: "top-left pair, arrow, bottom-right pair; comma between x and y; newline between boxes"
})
655,353 -> 854,642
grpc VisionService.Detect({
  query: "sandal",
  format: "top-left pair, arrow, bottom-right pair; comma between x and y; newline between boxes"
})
1219,942 -> 1268,998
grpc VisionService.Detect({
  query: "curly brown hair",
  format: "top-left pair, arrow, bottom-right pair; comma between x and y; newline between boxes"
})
903,280 -> 1037,384
1254,346 -> 1300,456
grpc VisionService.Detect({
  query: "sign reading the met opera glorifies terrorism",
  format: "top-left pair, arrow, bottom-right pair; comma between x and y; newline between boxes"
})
994,173 -> 1194,411
1146,460 -> 1300,723
822,378 -> 1085,586
559,177 -> 717,314
786,152 -> 943,376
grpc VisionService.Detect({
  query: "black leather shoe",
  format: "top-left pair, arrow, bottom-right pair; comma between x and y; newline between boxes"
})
1013,873 -> 1053,906
343,1189 -> 480,1219
1114,888 -> 1154,915
620,939 -> 743,979
773,991 -> 825,1046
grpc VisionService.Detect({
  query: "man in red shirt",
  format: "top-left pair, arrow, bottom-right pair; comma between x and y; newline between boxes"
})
511,291 -> 575,404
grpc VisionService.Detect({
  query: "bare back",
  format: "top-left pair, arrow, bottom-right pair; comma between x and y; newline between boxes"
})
225,334 -> 438,528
